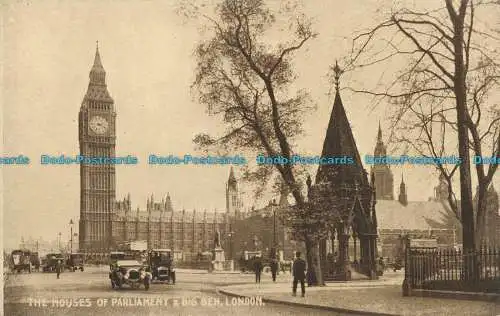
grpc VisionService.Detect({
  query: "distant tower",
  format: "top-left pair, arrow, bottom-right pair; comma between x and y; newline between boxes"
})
165,193 -> 174,212
226,167 -> 241,218
398,174 -> 408,206
434,173 -> 449,201
371,122 -> 394,200
78,43 -> 116,252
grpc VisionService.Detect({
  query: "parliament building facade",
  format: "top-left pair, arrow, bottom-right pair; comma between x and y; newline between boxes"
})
78,47 -> 242,259
78,46 -> 499,260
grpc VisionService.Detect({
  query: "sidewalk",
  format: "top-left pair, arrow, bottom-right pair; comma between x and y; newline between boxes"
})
175,268 -> 242,274
218,277 -> 499,316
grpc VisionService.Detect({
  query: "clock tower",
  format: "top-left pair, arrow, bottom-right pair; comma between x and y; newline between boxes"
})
78,44 -> 116,252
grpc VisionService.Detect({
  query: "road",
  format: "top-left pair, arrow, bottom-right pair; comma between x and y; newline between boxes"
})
4,267 -> 348,316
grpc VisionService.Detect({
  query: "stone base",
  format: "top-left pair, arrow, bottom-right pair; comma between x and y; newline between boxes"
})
212,260 -> 234,271
214,247 -> 225,262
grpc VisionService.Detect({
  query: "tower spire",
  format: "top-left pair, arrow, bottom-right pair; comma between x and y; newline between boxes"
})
398,172 -> 408,206
377,121 -> 382,142
333,60 -> 343,92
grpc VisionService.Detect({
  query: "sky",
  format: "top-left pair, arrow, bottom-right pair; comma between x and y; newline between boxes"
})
2,0 -> 499,249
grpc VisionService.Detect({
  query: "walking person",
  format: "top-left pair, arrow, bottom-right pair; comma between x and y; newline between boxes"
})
270,258 -> 278,282
292,251 -> 306,297
56,259 -> 62,279
253,256 -> 263,283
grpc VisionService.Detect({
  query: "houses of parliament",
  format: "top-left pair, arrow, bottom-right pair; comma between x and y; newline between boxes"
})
78,46 -> 242,259
78,46 -> 500,259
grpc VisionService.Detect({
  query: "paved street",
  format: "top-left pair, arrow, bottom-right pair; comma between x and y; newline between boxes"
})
4,266 -> 345,316
220,271 -> 500,316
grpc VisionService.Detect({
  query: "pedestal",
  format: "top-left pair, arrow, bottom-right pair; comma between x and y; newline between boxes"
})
212,247 -> 227,271
214,247 -> 225,262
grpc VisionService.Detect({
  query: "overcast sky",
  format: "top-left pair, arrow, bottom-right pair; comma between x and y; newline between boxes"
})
2,0 -> 499,249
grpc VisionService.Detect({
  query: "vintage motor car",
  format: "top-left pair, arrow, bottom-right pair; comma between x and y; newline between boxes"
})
66,253 -> 85,272
42,253 -> 65,272
109,251 -> 126,270
30,252 -> 41,272
11,249 -> 32,273
109,260 -> 151,290
147,249 -> 176,284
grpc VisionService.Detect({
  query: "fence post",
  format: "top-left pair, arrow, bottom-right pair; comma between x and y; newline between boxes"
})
402,237 -> 412,296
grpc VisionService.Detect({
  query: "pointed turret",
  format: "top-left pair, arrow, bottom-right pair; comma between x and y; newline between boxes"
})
374,121 -> 387,157
82,42 -> 113,105
91,43 -> 105,79
398,173 -> 408,206
316,64 -> 367,185
165,193 -> 173,212
228,167 -> 237,187
371,121 -> 394,200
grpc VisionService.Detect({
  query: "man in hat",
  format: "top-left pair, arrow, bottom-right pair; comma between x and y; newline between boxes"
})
292,251 -> 306,297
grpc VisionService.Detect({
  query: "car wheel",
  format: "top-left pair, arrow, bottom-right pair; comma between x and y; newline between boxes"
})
80,267 -> 84,272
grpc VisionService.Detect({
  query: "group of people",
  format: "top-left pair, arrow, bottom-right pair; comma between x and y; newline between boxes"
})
252,256 -> 280,283
252,251 -> 307,297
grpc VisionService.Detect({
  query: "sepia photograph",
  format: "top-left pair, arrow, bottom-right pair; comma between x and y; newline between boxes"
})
2,0 -> 500,315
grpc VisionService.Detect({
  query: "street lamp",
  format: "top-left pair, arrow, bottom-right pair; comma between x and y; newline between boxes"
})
69,219 -> 74,254
269,199 -> 277,259
227,230 -> 235,260
58,232 -> 62,251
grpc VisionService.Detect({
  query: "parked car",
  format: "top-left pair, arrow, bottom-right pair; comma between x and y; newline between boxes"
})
30,252 -> 41,272
147,249 -> 176,284
66,253 -> 85,272
11,250 -> 32,273
42,253 -> 65,272
109,260 -> 151,290
109,251 -> 126,270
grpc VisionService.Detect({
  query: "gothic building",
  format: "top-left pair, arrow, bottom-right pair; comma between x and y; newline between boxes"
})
78,47 -> 242,259
371,126 -> 461,259
78,44 -> 116,252
226,167 -> 243,219
371,123 -> 394,200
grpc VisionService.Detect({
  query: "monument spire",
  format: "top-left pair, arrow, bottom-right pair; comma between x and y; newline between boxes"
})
333,60 -> 343,92
316,61 -> 367,185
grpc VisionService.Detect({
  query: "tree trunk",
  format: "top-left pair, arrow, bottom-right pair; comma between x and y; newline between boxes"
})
448,0 -> 476,279
304,235 -> 314,283
474,186 -> 488,248
314,244 -> 325,286
448,0 -> 475,252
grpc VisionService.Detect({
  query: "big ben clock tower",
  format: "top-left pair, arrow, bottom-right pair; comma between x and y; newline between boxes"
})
78,44 -> 116,253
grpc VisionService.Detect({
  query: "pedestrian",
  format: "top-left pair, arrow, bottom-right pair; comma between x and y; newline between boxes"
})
253,256 -> 263,283
56,259 -> 62,279
292,251 -> 306,297
270,258 -> 278,282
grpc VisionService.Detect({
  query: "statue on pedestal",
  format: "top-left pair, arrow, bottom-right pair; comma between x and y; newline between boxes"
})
214,230 -> 221,249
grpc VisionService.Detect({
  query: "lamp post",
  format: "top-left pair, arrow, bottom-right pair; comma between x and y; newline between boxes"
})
58,232 -> 62,251
227,231 -> 235,260
69,219 -> 74,254
269,199 -> 277,259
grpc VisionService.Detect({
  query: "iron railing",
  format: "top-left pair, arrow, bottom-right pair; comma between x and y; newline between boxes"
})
404,246 -> 500,293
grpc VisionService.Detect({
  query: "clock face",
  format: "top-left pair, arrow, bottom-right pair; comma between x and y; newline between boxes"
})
89,116 -> 109,135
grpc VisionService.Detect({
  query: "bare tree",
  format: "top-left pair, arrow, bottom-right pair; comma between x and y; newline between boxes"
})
180,0 -> 331,284
346,0 -> 500,252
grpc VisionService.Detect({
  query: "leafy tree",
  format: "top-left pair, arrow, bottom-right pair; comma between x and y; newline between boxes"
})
180,0 -> 332,283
